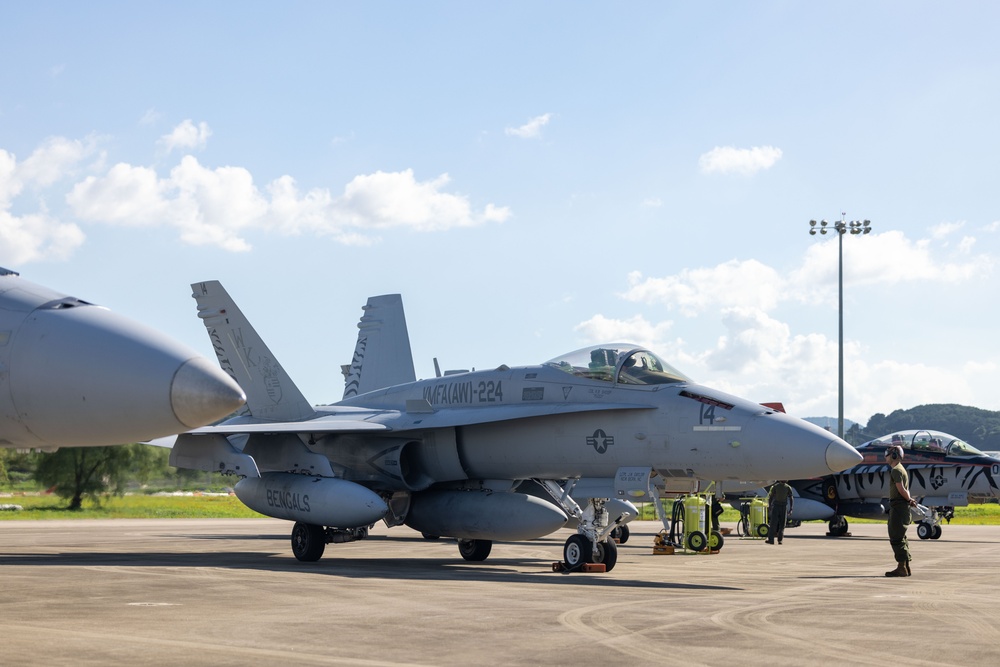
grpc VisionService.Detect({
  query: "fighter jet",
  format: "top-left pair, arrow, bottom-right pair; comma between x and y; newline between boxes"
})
171,280 -> 861,571
0,268 -> 246,449
786,429 -> 1000,539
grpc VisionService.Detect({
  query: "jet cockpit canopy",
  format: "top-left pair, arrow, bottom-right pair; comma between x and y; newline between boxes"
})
864,429 -> 986,458
544,344 -> 690,385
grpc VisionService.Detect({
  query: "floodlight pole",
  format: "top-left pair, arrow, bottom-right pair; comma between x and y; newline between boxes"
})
808,215 -> 872,441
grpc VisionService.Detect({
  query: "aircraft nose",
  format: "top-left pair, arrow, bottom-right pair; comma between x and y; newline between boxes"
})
10,305 -> 245,446
826,438 -> 863,473
738,411 -> 862,480
170,356 -> 247,428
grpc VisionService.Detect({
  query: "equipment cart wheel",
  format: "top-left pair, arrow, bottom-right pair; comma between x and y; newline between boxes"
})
931,524 -> 942,540
457,539 -> 492,561
686,530 -> 708,552
291,522 -> 326,562
756,523 -> 770,539
709,529 -> 725,551
916,522 -> 932,540
563,534 -> 592,568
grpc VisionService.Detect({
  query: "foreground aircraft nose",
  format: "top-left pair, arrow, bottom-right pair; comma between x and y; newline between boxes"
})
826,438 -> 863,473
9,305 -> 245,447
737,411 -> 862,480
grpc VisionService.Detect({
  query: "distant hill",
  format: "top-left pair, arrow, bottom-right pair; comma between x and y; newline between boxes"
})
804,416 -> 857,433
808,404 -> 1000,450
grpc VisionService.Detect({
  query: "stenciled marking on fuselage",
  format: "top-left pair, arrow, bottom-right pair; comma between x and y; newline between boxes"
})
266,489 -> 310,513
587,429 -> 615,454
422,380 -> 504,405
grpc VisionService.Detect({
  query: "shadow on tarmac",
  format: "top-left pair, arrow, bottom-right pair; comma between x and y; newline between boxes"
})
0,547 -> 741,591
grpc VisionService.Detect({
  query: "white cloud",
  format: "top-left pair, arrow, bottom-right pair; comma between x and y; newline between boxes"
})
592,227 -> 998,418
623,260 -> 784,316
18,136 -> 98,188
68,157 -> 509,252
698,145 -> 782,175
505,113 -> 552,139
157,120 -> 212,153
789,230 -> 993,305
0,145 -> 89,265
930,220 -> 964,239
139,108 -> 162,126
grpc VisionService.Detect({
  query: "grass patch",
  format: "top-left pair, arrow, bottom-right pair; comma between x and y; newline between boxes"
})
3,494 -> 1000,524
0,494 -> 265,520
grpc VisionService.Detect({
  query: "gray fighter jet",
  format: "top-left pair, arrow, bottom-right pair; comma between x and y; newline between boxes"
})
171,281 -> 861,571
0,268 -> 245,449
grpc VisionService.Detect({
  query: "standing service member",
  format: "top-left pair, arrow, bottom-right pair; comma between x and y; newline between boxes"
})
766,480 -> 794,545
884,445 -> 916,577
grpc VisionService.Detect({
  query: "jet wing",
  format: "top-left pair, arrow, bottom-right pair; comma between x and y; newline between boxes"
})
185,402 -> 655,436
187,415 -> 391,436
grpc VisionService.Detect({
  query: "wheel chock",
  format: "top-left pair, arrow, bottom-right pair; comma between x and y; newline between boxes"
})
652,545 -> 675,555
550,562 -> 607,573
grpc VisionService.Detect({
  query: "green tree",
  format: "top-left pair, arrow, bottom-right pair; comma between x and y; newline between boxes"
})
34,443 -> 159,510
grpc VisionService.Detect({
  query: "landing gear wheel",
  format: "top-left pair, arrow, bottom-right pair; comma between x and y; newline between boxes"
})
563,534 -> 592,569
828,516 -> 849,537
610,525 -> 631,544
709,529 -> 725,551
291,522 -> 326,562
737,517 -> 748,537
686,530 -> 708,552
917,522 -> 932,540
931,525 -> 942,540
594,537 -> 618,572
756,523 -> 770,539
457,539 -> 492,561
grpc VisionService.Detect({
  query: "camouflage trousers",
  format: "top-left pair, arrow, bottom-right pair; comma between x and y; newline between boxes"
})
887,501 -> 912,564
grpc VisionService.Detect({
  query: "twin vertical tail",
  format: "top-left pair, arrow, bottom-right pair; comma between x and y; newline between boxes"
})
342,294 -> 416,398
191,281 -> 315,422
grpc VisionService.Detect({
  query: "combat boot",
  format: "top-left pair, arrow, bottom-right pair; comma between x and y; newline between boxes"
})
904,560 -> 911,576
884,563 -> 908,577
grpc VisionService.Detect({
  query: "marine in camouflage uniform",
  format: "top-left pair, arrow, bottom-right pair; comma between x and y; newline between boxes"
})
766,481 -> 794,545
885,445 -> 916,577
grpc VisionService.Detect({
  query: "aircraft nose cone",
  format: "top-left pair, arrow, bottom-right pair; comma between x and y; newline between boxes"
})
10,305 -> 246,446
826,439 -> 863,473
170,357 -> 246,428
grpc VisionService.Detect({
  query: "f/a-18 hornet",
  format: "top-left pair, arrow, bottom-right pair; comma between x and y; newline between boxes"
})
171,281 -> 861,571
788,429 -> 1000,539
0,268 -> 245,449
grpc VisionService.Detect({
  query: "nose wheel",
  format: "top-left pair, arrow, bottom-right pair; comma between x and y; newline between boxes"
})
563,534 -> 618,572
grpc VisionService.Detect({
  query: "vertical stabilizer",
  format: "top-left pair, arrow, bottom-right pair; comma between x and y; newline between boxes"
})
191,281 -> 315,422
343,294 -> 416,398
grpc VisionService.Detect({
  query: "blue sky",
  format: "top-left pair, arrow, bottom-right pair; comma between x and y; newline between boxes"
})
3,2 -> 999,425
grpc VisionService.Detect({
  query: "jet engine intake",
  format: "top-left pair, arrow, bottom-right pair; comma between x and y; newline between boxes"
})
405,489 -> 567,541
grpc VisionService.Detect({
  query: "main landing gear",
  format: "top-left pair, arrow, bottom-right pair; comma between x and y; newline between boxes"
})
290,521 -> 371,562
827,515 -> 849,537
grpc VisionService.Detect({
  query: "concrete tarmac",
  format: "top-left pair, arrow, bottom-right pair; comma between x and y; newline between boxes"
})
1,518 -> 998,666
